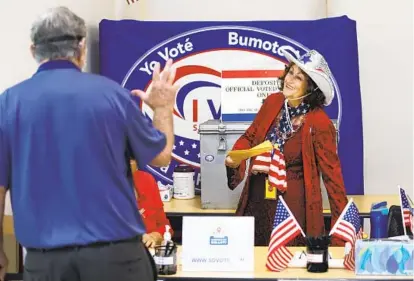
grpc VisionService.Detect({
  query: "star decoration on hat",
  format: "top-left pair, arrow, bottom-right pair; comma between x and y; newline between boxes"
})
300,53 -> 312,64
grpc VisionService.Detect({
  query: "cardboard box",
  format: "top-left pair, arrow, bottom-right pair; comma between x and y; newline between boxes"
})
355,238 -> 414,276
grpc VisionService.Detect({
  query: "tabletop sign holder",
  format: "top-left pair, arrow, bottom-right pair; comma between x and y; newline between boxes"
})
181,216 -> 255,272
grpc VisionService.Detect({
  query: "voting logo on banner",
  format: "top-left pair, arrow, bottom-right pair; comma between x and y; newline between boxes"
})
99,17 -> 364,195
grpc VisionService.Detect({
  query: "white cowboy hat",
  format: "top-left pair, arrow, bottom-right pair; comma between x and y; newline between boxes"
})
281,49 -> 335,106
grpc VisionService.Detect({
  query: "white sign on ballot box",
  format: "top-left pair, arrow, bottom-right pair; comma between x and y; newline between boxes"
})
182,216 -> 254,272
221,70 -> 282,122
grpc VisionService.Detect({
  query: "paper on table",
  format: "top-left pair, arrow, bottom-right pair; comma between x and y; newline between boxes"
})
288,251 -> 345,269
227,140 -> 276,162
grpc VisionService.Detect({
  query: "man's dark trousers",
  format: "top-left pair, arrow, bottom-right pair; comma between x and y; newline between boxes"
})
23,236 -> 156,281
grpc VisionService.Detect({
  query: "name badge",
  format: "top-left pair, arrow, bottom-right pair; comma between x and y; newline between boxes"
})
265,178 -> 276,200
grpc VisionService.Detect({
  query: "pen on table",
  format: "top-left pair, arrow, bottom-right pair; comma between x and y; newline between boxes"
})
167,242 -> 176,257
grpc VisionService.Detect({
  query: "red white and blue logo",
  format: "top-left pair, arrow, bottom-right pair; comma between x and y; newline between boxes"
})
121,26 -> 341,190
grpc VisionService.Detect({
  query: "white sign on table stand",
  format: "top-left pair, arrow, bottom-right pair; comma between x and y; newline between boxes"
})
182,216 -> 254,272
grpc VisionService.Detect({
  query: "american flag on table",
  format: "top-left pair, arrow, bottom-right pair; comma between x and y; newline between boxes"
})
251,147 -> 287,192
398,186 -> 413,234
266,196 -> 305,272
329,199 -> 363,271
411,215 -> 414,235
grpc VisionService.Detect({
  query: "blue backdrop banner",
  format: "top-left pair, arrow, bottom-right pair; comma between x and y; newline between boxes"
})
99,16 -> 364,195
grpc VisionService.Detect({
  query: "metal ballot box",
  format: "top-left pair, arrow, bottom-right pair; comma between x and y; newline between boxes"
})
199,120 -> 251,209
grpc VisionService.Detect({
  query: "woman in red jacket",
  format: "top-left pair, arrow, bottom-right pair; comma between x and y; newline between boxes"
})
225,49 -> 348,246
132,168 -> 173,248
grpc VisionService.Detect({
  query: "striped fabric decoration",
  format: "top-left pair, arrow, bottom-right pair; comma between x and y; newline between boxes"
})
251,147 -> 287,192
251,152 -> 271,174
268,148 -> 287,192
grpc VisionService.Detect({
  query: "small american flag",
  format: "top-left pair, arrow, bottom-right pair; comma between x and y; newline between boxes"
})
126,0 -> 138,4
268,148 -> 287,192
399,187 -> 413,232
329,199 -> 362,271
266,196 -> 305,272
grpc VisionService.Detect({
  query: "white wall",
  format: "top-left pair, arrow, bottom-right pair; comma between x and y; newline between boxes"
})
0,0 -> 115,93
123,0 -> 328,20
328,0 -> 413,198
0,0 -> 115,214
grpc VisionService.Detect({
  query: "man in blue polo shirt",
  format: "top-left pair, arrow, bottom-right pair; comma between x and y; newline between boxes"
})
0,6 -> 177,281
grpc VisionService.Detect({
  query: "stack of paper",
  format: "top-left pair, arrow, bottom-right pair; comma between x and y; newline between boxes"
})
227,140 -> 276,162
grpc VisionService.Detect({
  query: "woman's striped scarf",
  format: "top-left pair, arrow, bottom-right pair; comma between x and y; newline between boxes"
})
251,101 -> 310,192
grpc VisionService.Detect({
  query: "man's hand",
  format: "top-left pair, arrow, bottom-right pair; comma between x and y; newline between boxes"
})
131,59 -> 179,111
0,250 -> 8,281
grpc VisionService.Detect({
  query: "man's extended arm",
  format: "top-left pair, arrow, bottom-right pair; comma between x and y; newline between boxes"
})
150,107 -> 174,167
129,59 -> 179,168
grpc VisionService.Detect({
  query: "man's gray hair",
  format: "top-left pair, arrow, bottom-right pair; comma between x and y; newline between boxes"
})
30,6 -> 87,63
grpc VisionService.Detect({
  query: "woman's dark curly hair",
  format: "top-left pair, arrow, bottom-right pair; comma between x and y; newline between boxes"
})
278,63 -> 326,109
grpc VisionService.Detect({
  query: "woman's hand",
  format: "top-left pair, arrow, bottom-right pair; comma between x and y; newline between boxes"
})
225,156 -> 241,168
142,234 -> 156,248
142,232 -> 163,248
